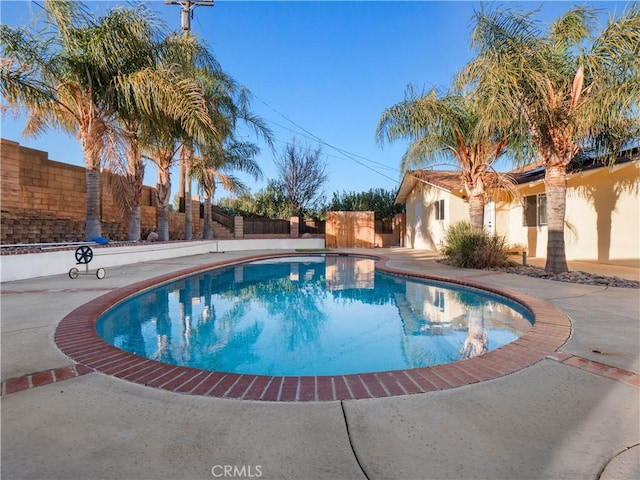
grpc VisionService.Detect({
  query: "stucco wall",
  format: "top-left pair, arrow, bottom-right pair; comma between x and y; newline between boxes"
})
496,182 -> 548,257
0,238 -> 326,282
497,161 -> 640,265
404,182 -> 466,251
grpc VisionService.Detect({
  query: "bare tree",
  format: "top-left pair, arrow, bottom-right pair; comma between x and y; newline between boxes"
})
274,139 -> 328,216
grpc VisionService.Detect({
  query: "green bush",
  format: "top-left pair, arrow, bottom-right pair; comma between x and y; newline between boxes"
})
440,222 -> 512,269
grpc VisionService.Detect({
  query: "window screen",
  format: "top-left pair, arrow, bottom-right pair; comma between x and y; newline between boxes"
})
537,194 -> 547,226
523,194 -> 547,226
435,199 -> 445,220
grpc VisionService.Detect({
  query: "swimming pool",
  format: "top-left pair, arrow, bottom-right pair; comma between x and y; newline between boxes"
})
96,255 -> 533,377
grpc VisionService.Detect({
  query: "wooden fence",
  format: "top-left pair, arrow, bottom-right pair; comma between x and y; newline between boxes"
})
325,211 -> 375,248
244,217 -> 291,235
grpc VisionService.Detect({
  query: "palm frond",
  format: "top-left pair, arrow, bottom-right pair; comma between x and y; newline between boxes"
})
0,56 -> 57,112
548,6 -> 598,50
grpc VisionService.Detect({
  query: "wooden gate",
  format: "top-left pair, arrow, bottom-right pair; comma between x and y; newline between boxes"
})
325,211 -> 375,248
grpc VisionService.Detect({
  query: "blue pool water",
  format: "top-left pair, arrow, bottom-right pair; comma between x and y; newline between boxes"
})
97,256 -> 533,376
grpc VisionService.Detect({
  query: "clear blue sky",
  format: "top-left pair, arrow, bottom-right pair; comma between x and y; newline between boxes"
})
0,0 -> 631,203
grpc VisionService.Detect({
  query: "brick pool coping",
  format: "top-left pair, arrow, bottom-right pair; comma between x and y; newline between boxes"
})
53,252 -> 573,402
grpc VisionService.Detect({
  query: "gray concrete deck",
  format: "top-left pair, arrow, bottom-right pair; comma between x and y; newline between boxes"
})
1,248 -> 638,480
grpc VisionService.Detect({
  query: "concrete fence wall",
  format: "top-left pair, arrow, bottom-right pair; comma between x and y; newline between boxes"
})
0,139 -> 310,244
0,139 -> 213,242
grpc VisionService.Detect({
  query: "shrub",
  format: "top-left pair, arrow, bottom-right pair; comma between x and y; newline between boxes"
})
440,222 -> 512,269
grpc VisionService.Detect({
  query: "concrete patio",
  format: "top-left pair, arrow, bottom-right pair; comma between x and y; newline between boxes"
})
1,248 -> 638,480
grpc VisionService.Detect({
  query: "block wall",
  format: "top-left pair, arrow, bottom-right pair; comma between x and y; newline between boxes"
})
0,139 -> 206,243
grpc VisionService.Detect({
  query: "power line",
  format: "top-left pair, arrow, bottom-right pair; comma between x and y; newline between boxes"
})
254,93 -> 400,178
239,118 -> 399,173
32,0 -> 400,186
252,93 -> 401,184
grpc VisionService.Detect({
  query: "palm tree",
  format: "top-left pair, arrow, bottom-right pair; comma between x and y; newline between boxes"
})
140,31 -> 272,242
377,86 -> 514,231
101,8 -> 173,242
187,71 -> 272,240
143,124 -> 188,241
1,1 -> 155,240
192,140 -> 262,239
113,32 -> 224,241
2,2 -> 221,242
160,33 -> 226,241
141,95 -> 233,242
120,31 -> 238,242
461,4 -> 640,273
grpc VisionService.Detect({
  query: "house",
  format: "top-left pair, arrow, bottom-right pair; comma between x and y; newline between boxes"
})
395,148 -> 640,266
394,170 -> 469,251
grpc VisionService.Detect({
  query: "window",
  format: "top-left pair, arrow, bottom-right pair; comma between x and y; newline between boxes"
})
538,194 -> 547,225
522,194 -> 547,226
434,199 -> 445,220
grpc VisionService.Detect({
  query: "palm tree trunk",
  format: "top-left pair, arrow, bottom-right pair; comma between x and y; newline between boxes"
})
184,175 -> 192,240
544,164 -> 569,273
203,169 -> 215,240
85,168 -> 102,240
156,166 -> 171,241
80,126 -> 104,241
127,138 -> 144,241
203,194 -> 213,240
182,146 -> 193,241
128,205 -> 141,241
468,193 -> 485,231
179,159 -> 185,207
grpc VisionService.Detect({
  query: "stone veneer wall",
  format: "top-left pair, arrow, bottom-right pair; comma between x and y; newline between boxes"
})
1,139 -> 207,243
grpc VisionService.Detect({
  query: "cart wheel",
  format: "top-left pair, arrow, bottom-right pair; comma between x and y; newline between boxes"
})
96,268 -> 106,279
68,267 -> 79,279
75,245 -> 93,264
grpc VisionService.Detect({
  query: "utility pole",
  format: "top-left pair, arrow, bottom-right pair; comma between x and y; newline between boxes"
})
165,0 -> 214,208
165,0 -> 213,240
165,0 -> 214,38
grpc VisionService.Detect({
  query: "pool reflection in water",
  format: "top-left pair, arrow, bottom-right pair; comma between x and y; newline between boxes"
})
97,256 -> 533,376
